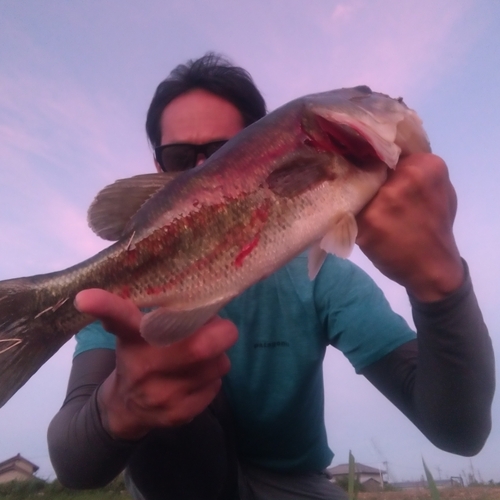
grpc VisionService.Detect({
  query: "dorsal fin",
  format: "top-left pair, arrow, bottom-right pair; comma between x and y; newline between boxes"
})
88,172 -> 179,241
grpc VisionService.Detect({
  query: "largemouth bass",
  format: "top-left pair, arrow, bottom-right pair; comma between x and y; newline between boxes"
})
0,86 -> 430,407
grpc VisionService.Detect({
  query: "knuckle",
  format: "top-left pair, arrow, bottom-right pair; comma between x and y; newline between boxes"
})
187,319 -> 238,363
357,205 -> 389,240
186,337 -> 213,363
410,153 -> 448,185
425,159 -> 448,186
146,380 -> 223,428
220,319 -> 239,343
209,318 -> 239,350
139,391 -> 165,410
117,357 -> 148,385
129,378 -> 178,412
217,354 -> 231,377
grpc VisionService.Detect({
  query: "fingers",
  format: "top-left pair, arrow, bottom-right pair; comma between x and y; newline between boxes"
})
74,290 -> 238,354
358,153 -> 452,236
75,290 -> 239,437
114,379 -> 224,431
355,152 -> 463,300
386,153 -> 452,200
389,153 -> 457,227
74,289 -> 143,342
94,310 -> 238,438
123,354 -> 228,414
167,317 -> 238,369
118,316 -> 237,381
164,380 -> 223,427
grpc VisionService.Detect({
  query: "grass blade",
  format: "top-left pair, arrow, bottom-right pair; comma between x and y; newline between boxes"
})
348,450 -> 356,500
422,457 -> 441,500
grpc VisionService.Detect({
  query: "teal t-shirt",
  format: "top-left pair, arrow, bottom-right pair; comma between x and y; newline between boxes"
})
74,253 -> 415,472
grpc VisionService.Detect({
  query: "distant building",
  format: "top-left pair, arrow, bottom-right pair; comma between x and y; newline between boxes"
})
0,454 -> 40,483
327,462 -> 385,491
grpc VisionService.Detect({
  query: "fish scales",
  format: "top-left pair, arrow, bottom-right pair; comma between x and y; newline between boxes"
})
0,86 -> 430,407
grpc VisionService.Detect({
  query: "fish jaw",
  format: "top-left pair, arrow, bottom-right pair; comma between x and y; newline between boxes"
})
302,87 -> 431,168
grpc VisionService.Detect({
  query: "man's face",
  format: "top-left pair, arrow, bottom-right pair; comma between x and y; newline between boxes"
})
155,88 -> 245,172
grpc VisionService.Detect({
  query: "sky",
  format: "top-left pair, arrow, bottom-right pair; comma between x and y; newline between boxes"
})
0,0 -> 499,485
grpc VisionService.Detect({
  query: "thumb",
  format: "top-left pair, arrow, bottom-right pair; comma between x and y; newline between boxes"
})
74,288 -> 144,343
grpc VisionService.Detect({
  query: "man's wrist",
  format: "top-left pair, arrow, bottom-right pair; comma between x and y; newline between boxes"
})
406,257 -> 465,303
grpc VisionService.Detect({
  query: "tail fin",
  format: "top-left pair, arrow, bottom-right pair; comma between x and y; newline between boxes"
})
0,276 -> 86,407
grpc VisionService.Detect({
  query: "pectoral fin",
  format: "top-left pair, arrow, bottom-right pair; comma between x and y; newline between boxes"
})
88,172 -> 179,240
140,298 -> 230,346
320,212 -> 358,258
308,243 -> 327,280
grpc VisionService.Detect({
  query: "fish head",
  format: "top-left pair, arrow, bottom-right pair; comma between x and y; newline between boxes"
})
300,86 -> 431,171
278,86 -> 432,221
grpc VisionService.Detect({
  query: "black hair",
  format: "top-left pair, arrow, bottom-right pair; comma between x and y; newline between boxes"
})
145,52 -> 267,148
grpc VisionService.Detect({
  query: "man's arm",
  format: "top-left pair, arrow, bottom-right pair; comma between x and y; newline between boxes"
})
356,153 -> 495,455
361,263 -> 494,455
48,291 -> 237,488
48,349 -> 137,488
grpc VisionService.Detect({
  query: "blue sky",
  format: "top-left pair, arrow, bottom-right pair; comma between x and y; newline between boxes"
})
0,0 -> 499,483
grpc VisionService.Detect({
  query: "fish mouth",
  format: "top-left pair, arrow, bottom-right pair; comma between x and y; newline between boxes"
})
305,115 -> 381,169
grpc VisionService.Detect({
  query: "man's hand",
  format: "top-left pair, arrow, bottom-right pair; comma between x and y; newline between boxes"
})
74,289 -> 238,441
356,153 -> 464,302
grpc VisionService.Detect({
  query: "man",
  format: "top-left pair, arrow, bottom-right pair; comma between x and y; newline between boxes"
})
48,53 -> 495,500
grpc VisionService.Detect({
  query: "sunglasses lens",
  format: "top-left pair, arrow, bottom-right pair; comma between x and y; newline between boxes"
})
156,140 -> 229,172
204,141 -> 227,157
158,145 -> 197,172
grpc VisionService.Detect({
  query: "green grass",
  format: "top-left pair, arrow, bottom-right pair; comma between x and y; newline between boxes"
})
422,457 -> 441,500
0,477 -> 132,500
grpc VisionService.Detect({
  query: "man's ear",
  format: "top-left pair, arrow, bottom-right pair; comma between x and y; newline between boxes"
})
154,158 -> 162,173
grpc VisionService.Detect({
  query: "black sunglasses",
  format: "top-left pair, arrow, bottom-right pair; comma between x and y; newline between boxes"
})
155,140 -> 229,172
